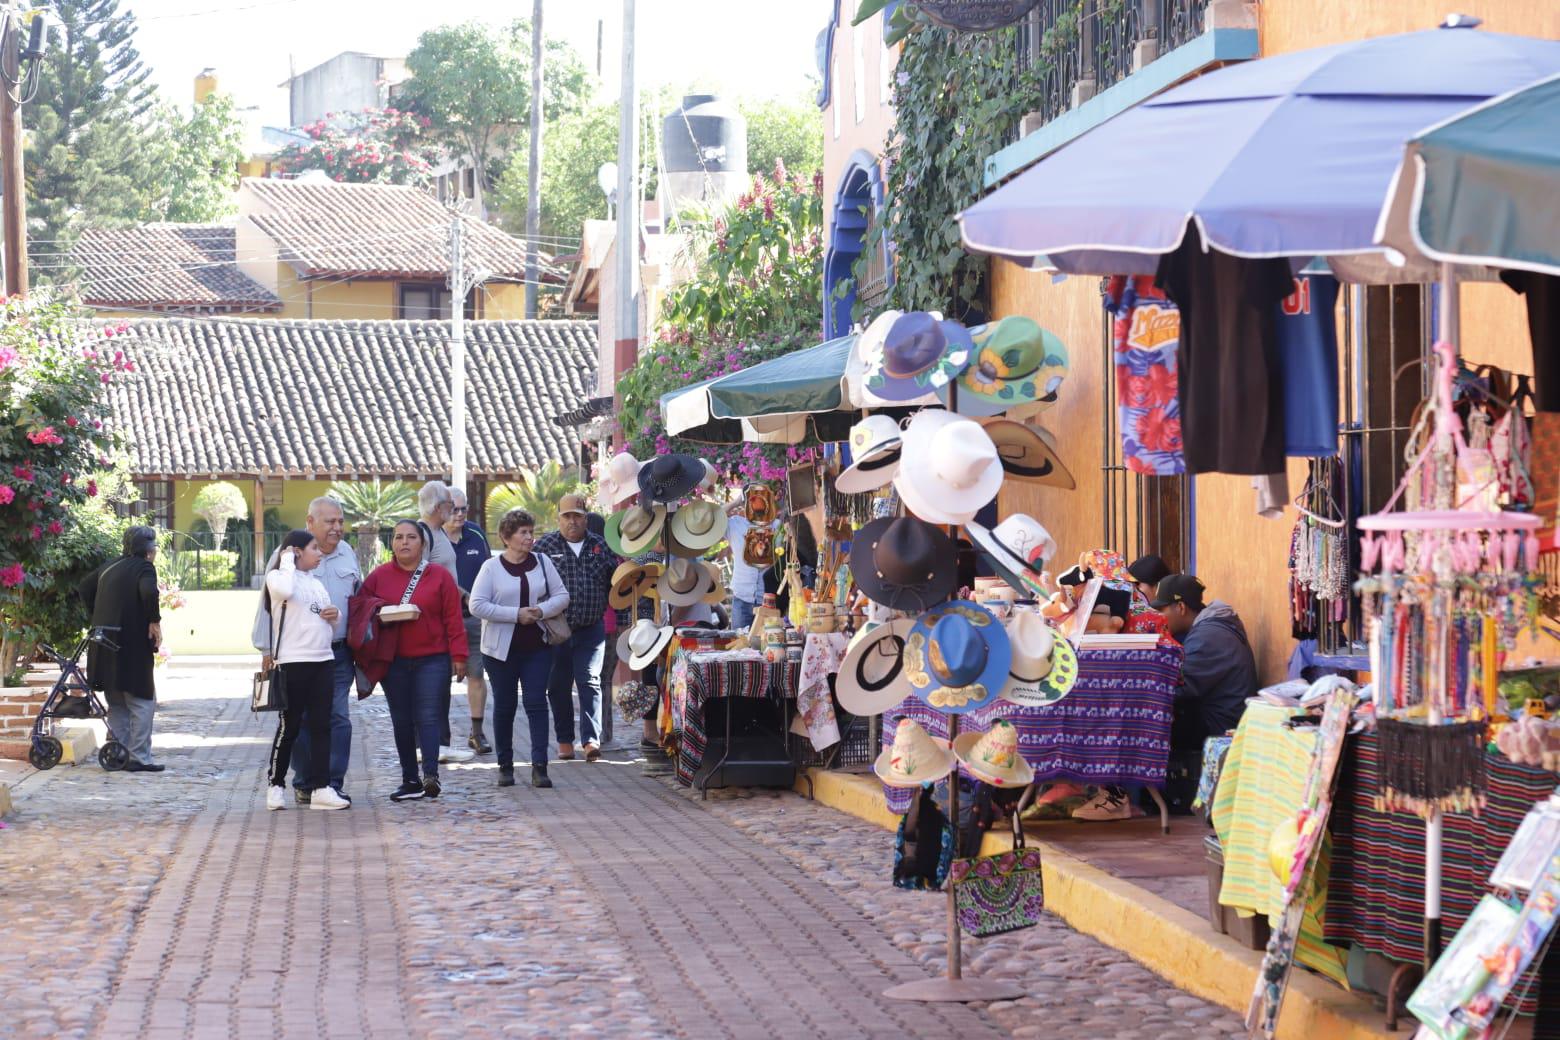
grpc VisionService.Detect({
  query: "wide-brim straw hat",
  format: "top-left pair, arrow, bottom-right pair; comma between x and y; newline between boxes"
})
873,717 -> 957,788
668,499 -> 729,555
657,556 -> 718,606
983,420 -> 1075,490
836,413 -> 904,495
835,618 -> 915,716
605,503 -> 667,556
968,514 -> 1057,598
953,719 -> 1035,788
608,560 -> 663,609
624,619 -> 675,671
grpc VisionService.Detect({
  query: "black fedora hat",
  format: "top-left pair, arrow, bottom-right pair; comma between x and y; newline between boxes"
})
637,453 -> 704,504
850,517 -> 957,611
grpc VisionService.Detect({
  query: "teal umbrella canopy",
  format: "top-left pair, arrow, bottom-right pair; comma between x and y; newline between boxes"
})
659,335 -> 859,444
1376,72 -> 1560,277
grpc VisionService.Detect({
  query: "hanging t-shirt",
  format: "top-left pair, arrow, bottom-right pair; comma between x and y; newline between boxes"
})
1276,274 -> 1339,458
1154,231 -> 1296,475
1501,270 -> 1560,410
1107,275 -> 1185,476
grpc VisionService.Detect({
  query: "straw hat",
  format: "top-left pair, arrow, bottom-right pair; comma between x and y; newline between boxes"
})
623,619 -> 674,671
873,717 -> 957,788
835,618 -> 915,716
657,557 -> 718,606
904,601 -> 1012,715
605,503 -> 667,556
893,409 -> 1003,526
608,559 -> 663,609
953,719 -> 1035,788
699,562 -> 726,605
836,414 -> 904,494
667,499 -> 729,555
983,420 -> 1075,490
999,610 -> 1079,707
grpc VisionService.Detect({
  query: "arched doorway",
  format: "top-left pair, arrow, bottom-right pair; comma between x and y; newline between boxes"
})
823,150 -> 890,338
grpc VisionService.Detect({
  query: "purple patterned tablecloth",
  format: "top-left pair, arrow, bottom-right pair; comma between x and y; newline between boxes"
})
883,645 -> 1182,812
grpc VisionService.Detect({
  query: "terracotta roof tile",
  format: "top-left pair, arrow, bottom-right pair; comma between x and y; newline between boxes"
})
70,225 -> 281,311
92,318 -> 599,479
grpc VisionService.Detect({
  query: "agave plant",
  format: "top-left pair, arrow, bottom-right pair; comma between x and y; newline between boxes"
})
486,461 -> 580,535
328,478 -> 418,573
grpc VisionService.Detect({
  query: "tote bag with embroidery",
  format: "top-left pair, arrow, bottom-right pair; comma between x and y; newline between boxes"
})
950,813 -> 1044,937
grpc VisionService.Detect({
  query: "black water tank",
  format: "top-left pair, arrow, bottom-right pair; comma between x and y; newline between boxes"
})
661,94 -> 748,176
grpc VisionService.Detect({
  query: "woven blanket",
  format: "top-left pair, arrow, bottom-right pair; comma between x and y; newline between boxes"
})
883,645 -> 1181,814
1325,733 -> 1555,1014
674,651 -> 799,786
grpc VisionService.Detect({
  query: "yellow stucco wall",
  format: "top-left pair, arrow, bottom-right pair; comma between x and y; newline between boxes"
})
988,2 -> 1560,684
169,478 -> 339,537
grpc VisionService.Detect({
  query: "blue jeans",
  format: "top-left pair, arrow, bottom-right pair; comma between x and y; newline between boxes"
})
291,643 -> 354,792
547,621 -> 606,746
485,648 -> 554,772
731,597 -> 759,630
383,653 -> 450,784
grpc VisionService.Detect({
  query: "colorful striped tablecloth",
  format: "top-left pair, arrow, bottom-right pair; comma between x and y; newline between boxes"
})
1325,734 -> 1557,1014
883,645 -> 1182,814
673,650 -> 800,786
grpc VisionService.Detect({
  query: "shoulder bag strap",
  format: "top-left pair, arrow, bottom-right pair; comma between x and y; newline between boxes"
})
401,562 -> 428,605
272,600 -> 289,661
1010,810 -> 1025,850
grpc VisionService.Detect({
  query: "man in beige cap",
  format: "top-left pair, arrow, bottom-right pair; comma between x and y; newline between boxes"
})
535,493 -> 622,761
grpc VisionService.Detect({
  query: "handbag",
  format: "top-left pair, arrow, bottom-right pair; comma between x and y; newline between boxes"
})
536,557 -> 573,646
251,601 -> 288,713
950,811 -> 1045,937
893,785 -> 954,891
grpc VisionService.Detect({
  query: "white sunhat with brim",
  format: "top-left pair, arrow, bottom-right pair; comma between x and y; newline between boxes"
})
999,610 -> 1080,707
967,514 -> 1058,598
624,619 -> 675,671
835,618 -> 916,716
952,719 -> 1035,788
667,499 -> 729,555
836,413 -> 904,495
893,409 -> 1003,526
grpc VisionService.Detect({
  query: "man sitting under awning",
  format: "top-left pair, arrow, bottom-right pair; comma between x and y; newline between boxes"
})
1151,574 -> 1257,755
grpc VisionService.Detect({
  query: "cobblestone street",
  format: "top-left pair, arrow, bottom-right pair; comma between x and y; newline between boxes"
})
0,665 -> 1243,1039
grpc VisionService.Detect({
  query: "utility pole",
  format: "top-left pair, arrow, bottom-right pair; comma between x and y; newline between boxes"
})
0,7 -> 29,297
523,0 -> 544,319
448,214 -> 467,491
612,0 -> 639,404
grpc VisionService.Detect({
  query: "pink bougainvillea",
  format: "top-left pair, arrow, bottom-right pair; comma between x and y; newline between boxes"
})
26,426 -> 63,446
0,563 -> 23,588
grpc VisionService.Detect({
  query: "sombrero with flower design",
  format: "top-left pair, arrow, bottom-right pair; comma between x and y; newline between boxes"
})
938,316 -> 1069,418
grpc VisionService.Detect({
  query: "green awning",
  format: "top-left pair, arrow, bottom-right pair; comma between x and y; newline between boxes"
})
1377,72 -> 1560,278
659,335 -> 859,443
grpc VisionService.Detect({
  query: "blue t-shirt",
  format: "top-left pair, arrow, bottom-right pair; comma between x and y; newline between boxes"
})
1276,274 -> 1339,458
448,521 -> 491,592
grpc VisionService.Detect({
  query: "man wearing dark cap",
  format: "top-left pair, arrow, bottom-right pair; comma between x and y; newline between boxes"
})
1151,574 -> 1257,752
1127,554 -> 1172,602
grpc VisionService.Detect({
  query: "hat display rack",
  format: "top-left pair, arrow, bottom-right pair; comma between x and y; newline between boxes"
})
1355,331 -> 1542,971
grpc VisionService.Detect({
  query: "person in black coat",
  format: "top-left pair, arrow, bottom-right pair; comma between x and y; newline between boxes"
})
78,525 -> 164,772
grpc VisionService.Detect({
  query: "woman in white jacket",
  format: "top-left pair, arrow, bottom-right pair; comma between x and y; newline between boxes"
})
264,530 -> 350,811
470,509 -> 570,789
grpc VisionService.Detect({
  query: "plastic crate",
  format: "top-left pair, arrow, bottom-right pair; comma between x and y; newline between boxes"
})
792,706 -> 879,772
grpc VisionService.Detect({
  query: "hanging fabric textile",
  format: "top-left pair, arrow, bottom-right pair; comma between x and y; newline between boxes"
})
1105,275 -> 1185,476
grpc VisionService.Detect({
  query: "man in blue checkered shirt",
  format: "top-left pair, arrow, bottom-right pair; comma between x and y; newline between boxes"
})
535,493 -> 621,762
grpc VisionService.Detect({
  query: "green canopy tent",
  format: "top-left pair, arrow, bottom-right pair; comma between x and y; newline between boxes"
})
659,334 -> 861,444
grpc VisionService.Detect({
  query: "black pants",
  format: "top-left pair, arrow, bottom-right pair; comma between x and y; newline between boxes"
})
268,659 -> 333,790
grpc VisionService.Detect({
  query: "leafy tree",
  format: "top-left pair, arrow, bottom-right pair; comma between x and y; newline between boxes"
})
399,19 -> 590,194
486,462 -> 579,534
741,93 -> 823,179
274,107 -> 442,186
329,479 -> 415,573
27,0 -> 166,256
157,92 -> 246,222
191,481 -> 247,550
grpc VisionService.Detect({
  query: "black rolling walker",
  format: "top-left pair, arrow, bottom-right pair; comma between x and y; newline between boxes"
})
26,627 -> 130,771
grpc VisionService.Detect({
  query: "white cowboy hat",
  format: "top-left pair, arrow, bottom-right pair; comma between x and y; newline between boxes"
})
952,719 -> 1034,788
667,499 -> 728,555
836,414 -> 904,495
893,409 -> 1003,526
999,610 -> 1079,707
656,557 -> 718,606
967,514 -> 1058,598
835,618 -> 915,716
624,619 -> 674,671
873,717 -> 956,789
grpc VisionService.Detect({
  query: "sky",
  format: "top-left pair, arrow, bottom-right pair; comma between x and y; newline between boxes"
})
128,0 -> 830,127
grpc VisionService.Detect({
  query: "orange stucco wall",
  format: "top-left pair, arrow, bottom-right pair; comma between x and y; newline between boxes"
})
990,3 -> 1560,683
820,9 -> 899,235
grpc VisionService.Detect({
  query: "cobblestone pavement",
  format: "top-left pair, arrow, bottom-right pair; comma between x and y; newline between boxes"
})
0,665 -> 1242,1039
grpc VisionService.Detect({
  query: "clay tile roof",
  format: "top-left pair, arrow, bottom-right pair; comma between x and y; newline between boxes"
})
242,178 -> 546,280
70,224 -> 281,312
93,318 -> 599,479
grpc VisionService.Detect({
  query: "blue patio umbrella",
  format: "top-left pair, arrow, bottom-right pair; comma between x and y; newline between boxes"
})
1376,72 -> 1560,278
957,24 -> 1560,277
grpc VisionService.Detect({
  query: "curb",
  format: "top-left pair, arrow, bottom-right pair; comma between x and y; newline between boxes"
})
794,769 -> 1396,1040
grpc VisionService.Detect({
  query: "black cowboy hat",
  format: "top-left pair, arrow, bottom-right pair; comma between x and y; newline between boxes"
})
850,517 -> 958,611
637,453 -> 704,504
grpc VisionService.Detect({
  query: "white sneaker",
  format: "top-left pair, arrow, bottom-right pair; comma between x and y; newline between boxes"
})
266,785 -> 287,811
438,745 -> 475,764
1072,786 -> 1139,822
309,787 -> 350,811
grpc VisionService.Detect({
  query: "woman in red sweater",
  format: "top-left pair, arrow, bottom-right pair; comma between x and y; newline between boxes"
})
362,520 -> 469,802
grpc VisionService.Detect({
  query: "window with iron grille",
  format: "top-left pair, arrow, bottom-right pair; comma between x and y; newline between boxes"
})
1099,301 -> 1192,574
134,479 -> 174,529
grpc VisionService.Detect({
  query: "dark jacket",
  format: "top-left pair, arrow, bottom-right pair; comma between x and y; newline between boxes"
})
348,587 -> 396,689
1175,600 -> 1256,736
78,555 -> 160,699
